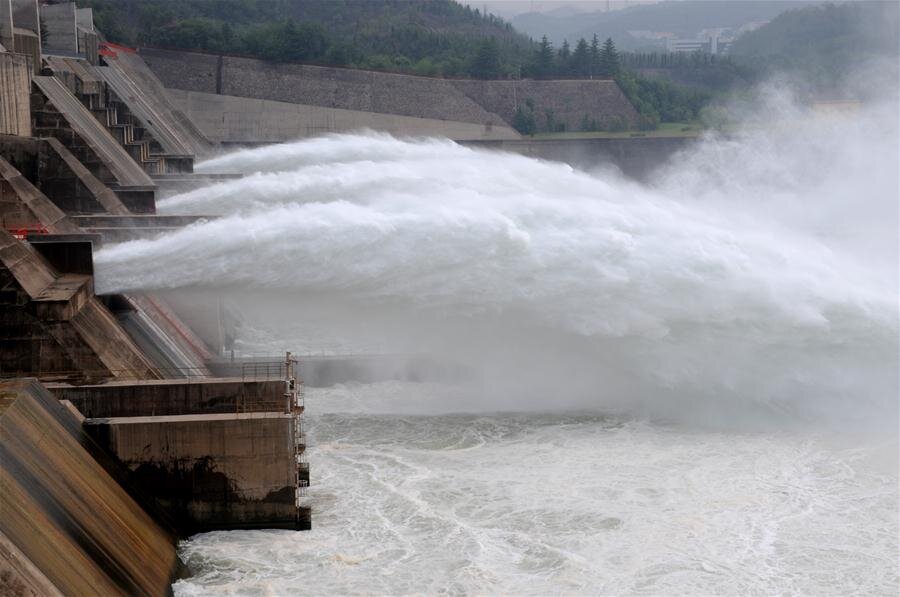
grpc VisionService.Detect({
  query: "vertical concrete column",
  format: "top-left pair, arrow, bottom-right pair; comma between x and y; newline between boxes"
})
10,0 -> 37,32
0,0 -> 13,51
40,2 -> 77,54
0,52 -> 31,136
11,0 -> 40,74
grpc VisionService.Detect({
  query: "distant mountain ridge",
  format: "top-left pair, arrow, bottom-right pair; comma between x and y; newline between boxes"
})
511,0 -> 818,50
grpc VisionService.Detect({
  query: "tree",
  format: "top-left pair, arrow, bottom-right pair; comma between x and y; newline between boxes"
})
557,39 -> 571,75
600,37 -> 620,77
532,35 -> 555,78
470,37 -> 501,79
512,102 -> 536,135
590,34 -> 601,78
572,38 -> 591,77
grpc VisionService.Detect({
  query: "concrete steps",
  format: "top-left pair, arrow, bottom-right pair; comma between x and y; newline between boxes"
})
43,58 -> 195,179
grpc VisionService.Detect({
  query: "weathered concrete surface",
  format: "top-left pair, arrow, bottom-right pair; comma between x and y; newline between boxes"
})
0,378 -> 180,595
0,0 -> 12,50
28,234 -> 95,275
464,135 -> 695,180
453,78 -> 640,132
0,154 -> 78,232
85,411 -> 306,533
141,48 -> 507,127
0,530 -> 63,597
40,136 -> 132,213
40,1 -> 77,54
110,293 -> 216,375
11,27 -> 38,74
0,134 -> 131,215
44,54 -> 104,96
31,75 -> 157,211
9,0 -> 36,33
141,48 -> 642,139
168,88 -> 520,143
48,377 -> 289,418
103,50 -> 213,156
0,51 -> 31,136
0,229 -> 159,381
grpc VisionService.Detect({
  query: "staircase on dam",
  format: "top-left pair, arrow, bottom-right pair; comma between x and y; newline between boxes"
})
31,75 -> 157,213
43,54 -> 198,175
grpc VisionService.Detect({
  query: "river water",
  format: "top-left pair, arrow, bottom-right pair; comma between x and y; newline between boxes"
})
93,93 -> 899,595
170,382 -> 898,596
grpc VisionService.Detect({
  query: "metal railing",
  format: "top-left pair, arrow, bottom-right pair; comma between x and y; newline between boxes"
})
240,361 -> 287,382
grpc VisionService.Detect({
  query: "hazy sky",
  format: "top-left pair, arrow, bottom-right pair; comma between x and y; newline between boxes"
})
465,1 -> 660,18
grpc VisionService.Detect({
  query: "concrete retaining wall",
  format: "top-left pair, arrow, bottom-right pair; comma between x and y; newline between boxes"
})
0,52 -> 30,136
141,48 -> 506,127
453,79 -> 640,132
140,48 -> 642,140
168,88 -> 519,143
0,378 -> 180,595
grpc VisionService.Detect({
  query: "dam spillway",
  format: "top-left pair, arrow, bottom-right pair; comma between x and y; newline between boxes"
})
2,2 -> 895,594
1,5 -> 319,591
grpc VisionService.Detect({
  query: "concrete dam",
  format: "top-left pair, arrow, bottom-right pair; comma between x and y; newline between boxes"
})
0,2 -> 692,593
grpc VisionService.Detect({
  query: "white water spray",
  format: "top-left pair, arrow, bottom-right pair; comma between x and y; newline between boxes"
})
95,99 -> 899,430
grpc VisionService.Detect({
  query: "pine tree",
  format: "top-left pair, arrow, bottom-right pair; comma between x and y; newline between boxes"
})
599,37 -> 620,77
533,35 -> 554,78
470,37 -> 501,79
590,34 -> 601,78
572,38 -> 591,77
558,39 -> 571,75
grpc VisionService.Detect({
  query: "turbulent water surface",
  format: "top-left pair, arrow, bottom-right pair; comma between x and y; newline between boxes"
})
171,383 -> 898,596
94,95 -> 898,595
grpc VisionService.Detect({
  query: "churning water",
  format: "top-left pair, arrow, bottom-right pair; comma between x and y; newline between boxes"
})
95,95 -> 898,594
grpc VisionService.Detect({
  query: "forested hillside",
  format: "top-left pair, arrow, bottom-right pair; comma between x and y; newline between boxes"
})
80,0 -> 533,77
729,1 -> 899,94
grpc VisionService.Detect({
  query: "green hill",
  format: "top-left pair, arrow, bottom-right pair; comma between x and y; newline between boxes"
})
79,0 -> 534,77
730,1 -> 899,95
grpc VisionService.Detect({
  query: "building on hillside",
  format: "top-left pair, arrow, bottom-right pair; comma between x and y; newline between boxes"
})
665,33 -> 733,55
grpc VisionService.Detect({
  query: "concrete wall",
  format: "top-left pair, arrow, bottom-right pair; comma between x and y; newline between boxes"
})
0,134 -> 130,215
0,230 -> 159,381
0,0 -> 13,50
49,378 -> 289,418
141,48 -> 507,127
86,412 -> 305,532
9,0 -> 36,33
140,48 -> 642,140
40,2 -> 77,54
11,28 -> 38,73
0,378 -> 180,595
0,154 -> 77,232
0,52 -> 30,136
453,79 -> 640,132
168,89 -> 519,143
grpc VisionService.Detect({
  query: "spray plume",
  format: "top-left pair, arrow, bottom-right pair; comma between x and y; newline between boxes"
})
94,97 -> 899,430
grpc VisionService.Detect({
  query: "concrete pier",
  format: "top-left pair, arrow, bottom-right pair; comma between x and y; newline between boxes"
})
48,371 -> 311,534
